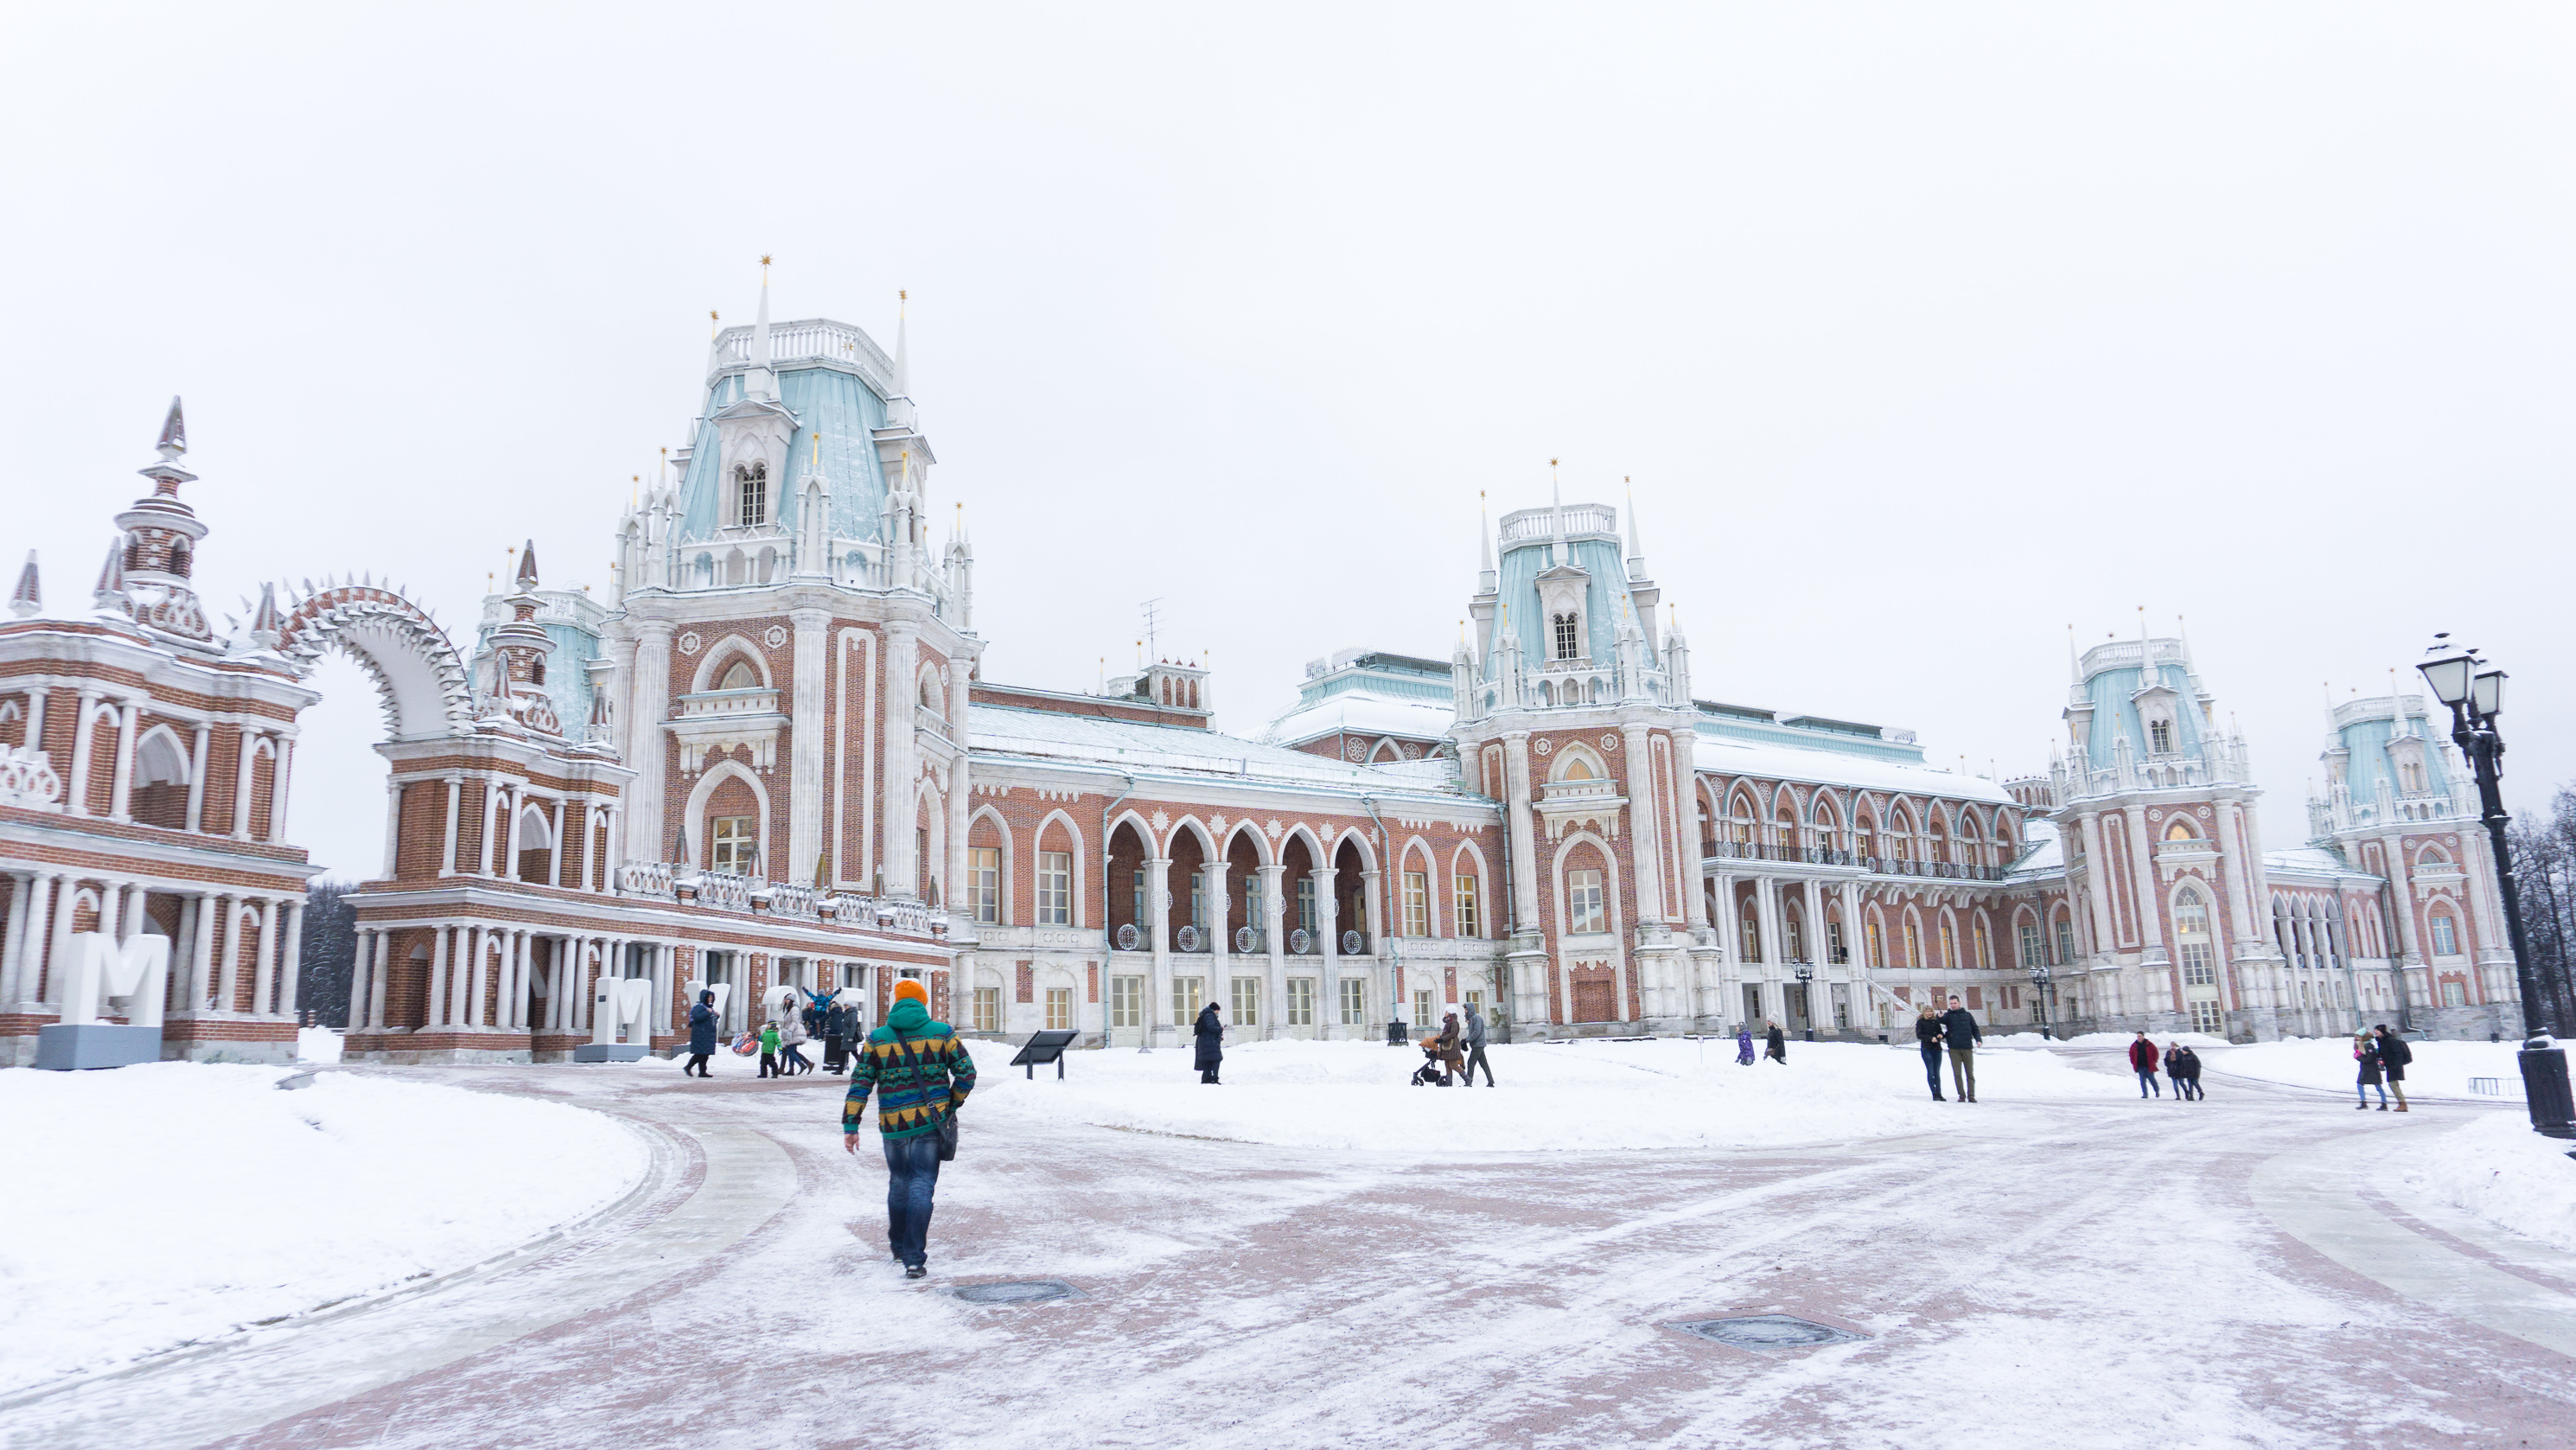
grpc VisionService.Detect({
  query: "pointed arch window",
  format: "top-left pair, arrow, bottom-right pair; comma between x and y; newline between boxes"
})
2149,718 -> 2173,754
717,660 -> 759,691
1552,613 -> 1579,661
736,461 -> 768,527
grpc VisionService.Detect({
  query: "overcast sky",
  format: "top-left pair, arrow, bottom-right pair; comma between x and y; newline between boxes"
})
5,3 -> 2569,880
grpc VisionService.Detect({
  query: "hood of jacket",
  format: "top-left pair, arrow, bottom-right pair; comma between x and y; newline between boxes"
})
887,998 -> 931,1033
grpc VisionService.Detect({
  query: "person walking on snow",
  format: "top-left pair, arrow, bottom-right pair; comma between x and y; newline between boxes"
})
1764,1020 -> 1788,1064
1194,1002 -> 1225,1084
757,1019 -> 783,1078
2352,1031 -> 2389,1110
1913,1003 -> 1947,1100
2171,1045 -> 2204,1100
781,1013 -> 814,1075
1431,1011 -> 1467,1084
844,980 -> 976,1280
1461,1000 -> 1495,1086
2128,1032 -> 2162,1098
1939,995 -> 1982,1103
2373,1025 -> 2413,1112
685,990 -> 719,1077
1735,1024 -> 1757,1066
823,998 -> 851,1075
2162,1041 -> 2184,1101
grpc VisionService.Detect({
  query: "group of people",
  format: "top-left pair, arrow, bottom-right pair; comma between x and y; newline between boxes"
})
1731,1021 -> 1790,1065
679,988 -> 883,1081
1193,1000 -> 1499,1088
1912,998 -> 1984,1102
2351,1024 -> 2414,1111
2126,1032 -> 2206,1100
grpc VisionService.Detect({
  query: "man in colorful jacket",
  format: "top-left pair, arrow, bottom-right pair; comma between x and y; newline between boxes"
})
843,982 -> 977,1278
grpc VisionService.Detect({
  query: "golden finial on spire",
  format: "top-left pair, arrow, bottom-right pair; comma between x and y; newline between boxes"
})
709,309 -> 719,339
760,253 -> 772,269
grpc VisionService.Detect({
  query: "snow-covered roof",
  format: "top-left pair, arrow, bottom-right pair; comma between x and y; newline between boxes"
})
968,704 -> 1476,803
2265,846 -> 2369,880
2005,818 -> 2063,877
1263,689 -> 1456,748
1692,728 -> 2015,806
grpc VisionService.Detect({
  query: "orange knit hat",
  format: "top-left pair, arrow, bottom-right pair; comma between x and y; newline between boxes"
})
891,979 -> 930,1006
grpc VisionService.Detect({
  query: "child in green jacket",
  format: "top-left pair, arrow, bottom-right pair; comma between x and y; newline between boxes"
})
758,1020 -> 782,1079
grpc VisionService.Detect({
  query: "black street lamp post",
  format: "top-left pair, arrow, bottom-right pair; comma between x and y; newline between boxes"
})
1795,964 -> 1815,1042
2031,963 -> 2053,1040
2416,636 -> 2576,1145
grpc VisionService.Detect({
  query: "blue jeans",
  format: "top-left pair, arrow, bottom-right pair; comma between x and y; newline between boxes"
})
883,1131 -> 943,1268
2137,1070 -> 2160,1098
1920,1044 -> 1945,1097
2357,1080 -> 2387,1105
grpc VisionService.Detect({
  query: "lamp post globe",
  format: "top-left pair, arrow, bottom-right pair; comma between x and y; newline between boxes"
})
2414,637 -> 2575,1150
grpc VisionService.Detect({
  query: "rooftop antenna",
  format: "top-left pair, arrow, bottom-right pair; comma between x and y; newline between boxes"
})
1140,597 -> 1163,661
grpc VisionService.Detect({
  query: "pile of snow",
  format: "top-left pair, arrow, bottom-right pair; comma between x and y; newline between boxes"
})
2396,1115 -> 2576,1251
960,1038 -> 2133,1153
0,1063 -> 648,1396
1992,1031 -> 2231,1051
2206,1038 -> 2528,1099
297,1025 -> 343,1063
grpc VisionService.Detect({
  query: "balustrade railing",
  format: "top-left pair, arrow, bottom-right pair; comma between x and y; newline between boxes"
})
615,861 -> 942,935
1702,840 -> 2009,881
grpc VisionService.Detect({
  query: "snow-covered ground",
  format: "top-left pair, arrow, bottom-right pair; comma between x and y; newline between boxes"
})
0,1063 -> 649,1396
2205,1037 -> 2529,1099
2396,1113 -> 2576,1252
1986,1030 -> 2231,1051
297,1025 -> 344,1063
951,1037 -> 2134,1153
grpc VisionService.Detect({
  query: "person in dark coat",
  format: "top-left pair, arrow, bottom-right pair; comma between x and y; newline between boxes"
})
1763,1020 -> 1788,1064
823,999 -> 851,1075
2127,1031 -> 2162,1098
1194,1002 -> 1225,1084
2352,1032 -> 2388,1110
2373,1025 -> 2413,1112
685,990 -> 719,1077
1913,1003 -> 1947,1100
1461,1002 -> 1495,1086
2171,1045 -> 2204,1100
1938,995 -> 1982,1103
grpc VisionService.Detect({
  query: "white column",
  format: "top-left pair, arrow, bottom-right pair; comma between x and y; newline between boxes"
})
382,780 -> 404,878
502,784 -> 525,882
787,606 -> 830,884
2212,799 -> 2259,948
883,623 -> 919,893
1146,854 -> 1174,1045
232,730 -> 260,838
625,621 -> 673,862
1314,864 -> 1339,1041
1709,872 -> 1739,1019
367,928 -> 392,1029
2122,808 -> 2165,960
440,776 -> 462,876
426,925 -> 450,1028
186,890 -> 217,1011
453,924 -> 481,1025
185,723 -> 211,833
478,781 -> 501,877
547,799 -> 566,887
1754,876 -> 1784,1023
0,872 -> 43,1004
1259,863 -> 1287,1038
277,899 -> 305,1020
267,737 -> 294,842
252,897 -> 281,1016
2076,812 -> 2118,959
20,686 -> 46,754
208,894 -> 241,1013
348,928 -> 374,1032
1502,734 -> 1540,929
603,804 -> 623,891
107,700 -> 140,821
66,688 -> 102,815
513,930 -> 534,1029
1621,724 -> 1663,923
44,875 -> 80,1007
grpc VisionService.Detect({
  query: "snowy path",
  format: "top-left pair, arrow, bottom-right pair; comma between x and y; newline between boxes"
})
14,1046 -> 2576,1450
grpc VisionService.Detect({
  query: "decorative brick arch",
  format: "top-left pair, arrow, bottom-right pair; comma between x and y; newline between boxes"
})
272,578 -> 474,739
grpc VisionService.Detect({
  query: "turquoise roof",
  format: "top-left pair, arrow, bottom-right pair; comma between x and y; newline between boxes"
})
1490,533 -> 1636,676
2081,661 -> 2207,768
675,365 -> 891,543
2335,712 -> 2451,802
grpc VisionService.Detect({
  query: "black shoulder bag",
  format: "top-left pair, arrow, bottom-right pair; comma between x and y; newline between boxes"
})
891,1025 -> 962,1162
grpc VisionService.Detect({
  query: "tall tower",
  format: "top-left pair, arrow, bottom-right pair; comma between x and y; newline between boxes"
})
601,273 -> 980,992
2308,691 -> 2517,1036
2049,629 -> 2282,1038
1450,489 -> 1712,1032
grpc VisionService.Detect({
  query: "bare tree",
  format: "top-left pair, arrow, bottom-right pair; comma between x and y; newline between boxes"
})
2506,785 -> 2576,1037
296,880 -> 359,1028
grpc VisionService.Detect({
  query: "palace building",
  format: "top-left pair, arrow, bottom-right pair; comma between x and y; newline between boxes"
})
0,281 -> 2521,1064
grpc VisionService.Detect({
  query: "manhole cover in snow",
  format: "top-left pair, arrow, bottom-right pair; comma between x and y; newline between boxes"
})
1669,1314 -> 1865,1350
946,1279 -> 1086,1306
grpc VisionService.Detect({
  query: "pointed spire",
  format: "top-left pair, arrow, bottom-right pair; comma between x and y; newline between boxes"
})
515,539 -> 540,589
92,539 -> 127,610
156,397 -> 187,457
2067,623 -> 2080,683
1624,476 -> 1647,578
249,582 -> 284,648
1476,489 -> 1495,591
10,551 -> 38,618
1548,458 -> 1565,569
894,289 -> 910,396
746,255 -> 776,399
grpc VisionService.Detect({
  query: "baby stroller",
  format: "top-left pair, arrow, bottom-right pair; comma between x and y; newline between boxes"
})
1409,1034 -> 1460,1087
